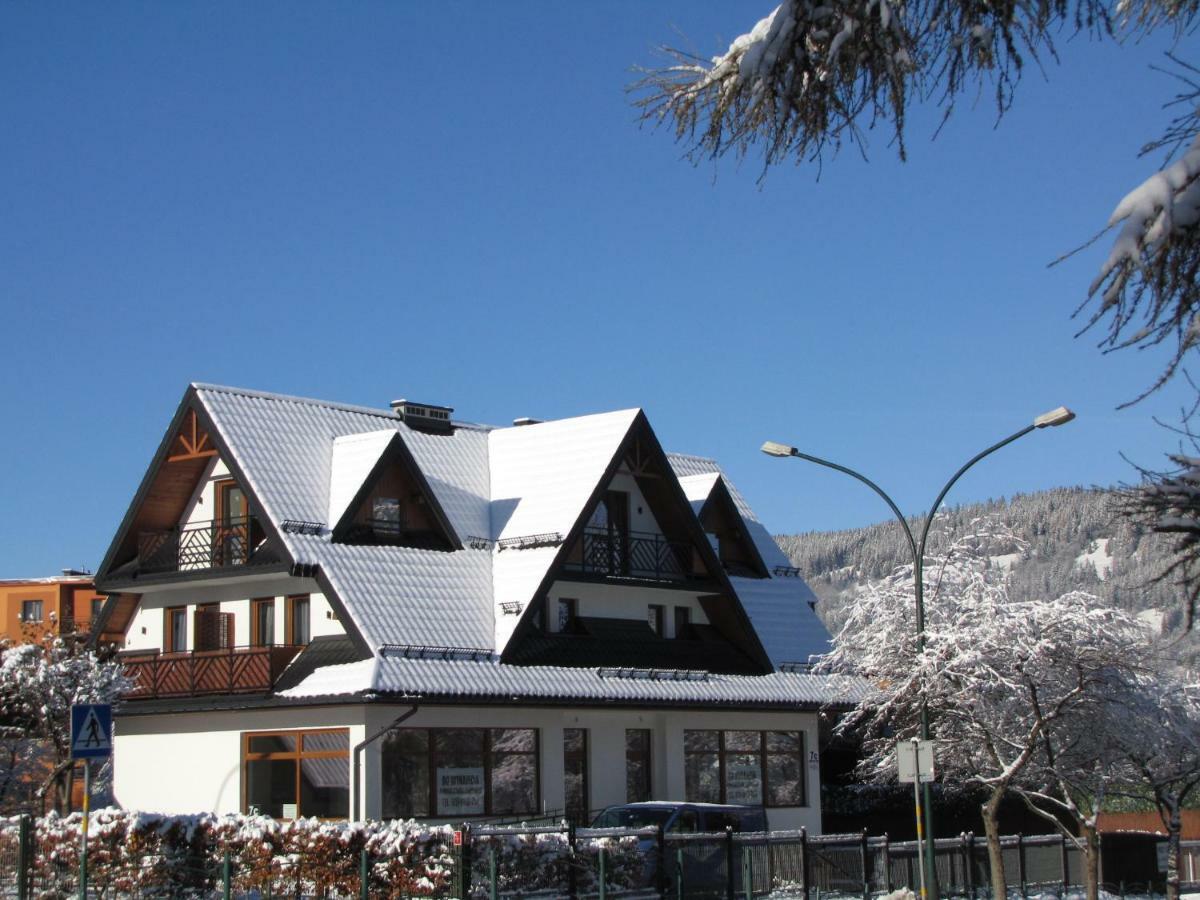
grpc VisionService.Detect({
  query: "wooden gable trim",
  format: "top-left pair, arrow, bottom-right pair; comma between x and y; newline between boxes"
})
95,388 -> 204,585
329,431 -> 462,551
500,412 -> 773,673
94,385 -> 374,661
167,409 -> 219,462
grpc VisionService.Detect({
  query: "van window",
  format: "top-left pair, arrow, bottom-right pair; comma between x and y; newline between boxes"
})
670,809 -> 699,833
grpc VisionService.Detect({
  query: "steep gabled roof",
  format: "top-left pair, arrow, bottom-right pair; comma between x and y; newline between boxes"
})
97,384 -> 832,676
194,385 -> 492,652
488,409 -> 639,650
669,453 -> 830,666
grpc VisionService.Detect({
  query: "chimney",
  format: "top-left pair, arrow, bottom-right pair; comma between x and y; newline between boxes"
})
390,399 -> 454,435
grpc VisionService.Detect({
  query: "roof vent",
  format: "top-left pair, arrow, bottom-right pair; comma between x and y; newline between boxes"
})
390,399 -> 454,435
512,417 -> 541,427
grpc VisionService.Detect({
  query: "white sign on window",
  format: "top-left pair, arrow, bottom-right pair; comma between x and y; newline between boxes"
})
725,762 -> 763,805
437,767 -> 485,816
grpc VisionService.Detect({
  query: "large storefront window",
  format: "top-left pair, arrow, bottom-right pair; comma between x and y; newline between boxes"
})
381,728 -> 539,819
684,730 -> 805,807
243,729 -> 349,819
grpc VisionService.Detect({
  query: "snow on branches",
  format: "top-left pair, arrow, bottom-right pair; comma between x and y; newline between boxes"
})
0,637 -> 130,813
816,518 -> 1151,900
1083,75 -> 1200,401
633,0 -> 1110,168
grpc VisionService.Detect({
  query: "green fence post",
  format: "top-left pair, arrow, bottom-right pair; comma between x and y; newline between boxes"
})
800,827 -> 809,900
743,844 -> 753,900
462,824 -> 474,900
657,825 -> 667,900
78,759 -> 90,900
726,826 -> 736,900
568,821 -> 578,900
17,814 -> 30,900
489,846 -> 497,900
222,849 -> 232,900
599,846 -> 607,900
360,847 -> 370,900
861,829 -> 869,900
676,847 -> 685,900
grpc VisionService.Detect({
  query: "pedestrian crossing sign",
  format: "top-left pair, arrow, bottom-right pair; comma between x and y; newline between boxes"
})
70,704 -> 113,759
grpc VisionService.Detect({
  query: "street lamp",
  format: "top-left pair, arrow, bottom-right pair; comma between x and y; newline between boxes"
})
762,406 -> 1075,899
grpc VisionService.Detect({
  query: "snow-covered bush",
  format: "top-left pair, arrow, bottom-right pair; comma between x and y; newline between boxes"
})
0,808 -> 457,897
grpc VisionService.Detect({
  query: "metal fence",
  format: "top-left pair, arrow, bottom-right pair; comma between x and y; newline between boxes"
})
1,816 -> 1191,899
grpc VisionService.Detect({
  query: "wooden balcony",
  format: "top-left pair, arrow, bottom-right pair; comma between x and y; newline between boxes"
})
120,644 -> 303,700
562,528 -> 701,583
136,516 -> 280,575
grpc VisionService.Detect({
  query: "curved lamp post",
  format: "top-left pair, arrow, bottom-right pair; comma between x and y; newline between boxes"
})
761,405 -> 1075,899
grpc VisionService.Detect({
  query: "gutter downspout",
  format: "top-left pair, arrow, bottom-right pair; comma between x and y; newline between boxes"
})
353,701 -> 419,822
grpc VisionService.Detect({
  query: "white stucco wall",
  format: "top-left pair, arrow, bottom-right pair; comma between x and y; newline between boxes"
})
115,702 -> 821,832
543,580 -> 711,636
122,577 -> 341,652
113,705 -> 366,815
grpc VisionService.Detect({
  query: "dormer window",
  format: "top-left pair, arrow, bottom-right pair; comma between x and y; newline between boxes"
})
372,497 -> 404,535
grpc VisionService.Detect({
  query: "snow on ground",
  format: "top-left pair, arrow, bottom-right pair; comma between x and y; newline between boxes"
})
1075,538 -> 1113,580
1139,607 -> 1166,634
990,551 -> 1024,572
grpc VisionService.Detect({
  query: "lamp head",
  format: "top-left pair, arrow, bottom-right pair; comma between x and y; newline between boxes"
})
760,441 -> 797,458
1034,406 -> 1076,428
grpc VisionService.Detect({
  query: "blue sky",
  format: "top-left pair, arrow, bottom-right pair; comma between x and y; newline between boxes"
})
1,3 -> 1194,576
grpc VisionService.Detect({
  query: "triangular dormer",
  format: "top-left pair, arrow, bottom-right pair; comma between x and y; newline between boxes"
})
329,431 -> 461,551
501,412 -> 772,673
693,476 -> 770,579
95,399 -> 284,585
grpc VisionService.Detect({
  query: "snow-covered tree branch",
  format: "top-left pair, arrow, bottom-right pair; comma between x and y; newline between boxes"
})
0,636 -> 129,813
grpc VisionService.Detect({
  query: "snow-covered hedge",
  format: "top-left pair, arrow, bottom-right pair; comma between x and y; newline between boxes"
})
0,809 -> 646,898
467,829 -> 644,899
0,808 -> 455,897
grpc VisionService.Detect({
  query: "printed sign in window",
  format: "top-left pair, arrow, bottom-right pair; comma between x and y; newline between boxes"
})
438,767 -> 485,816
725,761 -> 763,805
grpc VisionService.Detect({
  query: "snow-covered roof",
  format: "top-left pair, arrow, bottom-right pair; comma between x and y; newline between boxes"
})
280,654 -> 863,709
118,384 -> 838,707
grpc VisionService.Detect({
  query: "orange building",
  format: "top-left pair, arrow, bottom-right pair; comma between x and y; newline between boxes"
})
0,572 -> 108,643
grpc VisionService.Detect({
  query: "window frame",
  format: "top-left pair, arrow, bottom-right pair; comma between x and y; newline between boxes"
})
564,728 -> 589,824
19,599 -> 43,624
647,605 -> 664,636
163,605 -> 187,653
673,606 -> 691,640
241,727 -> 350,820
381,727 -> 541,819
286,594 -> 311,645
625,728 -> 652,803
683,729 -> 807,808
555,598 -> 578,634
251,597 -> 275,647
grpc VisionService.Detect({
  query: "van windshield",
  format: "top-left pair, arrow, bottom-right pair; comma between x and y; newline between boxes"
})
591,807 -> 675,829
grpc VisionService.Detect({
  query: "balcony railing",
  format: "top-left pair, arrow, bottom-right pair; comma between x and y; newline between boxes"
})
137,517 -> 276,574
120,644 -> 303,700
564,528 -> 697,583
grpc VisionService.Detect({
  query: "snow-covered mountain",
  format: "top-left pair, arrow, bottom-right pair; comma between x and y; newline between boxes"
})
776,486 -> 1189,637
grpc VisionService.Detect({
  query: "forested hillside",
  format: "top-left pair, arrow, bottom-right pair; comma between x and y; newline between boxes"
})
776,486 -> 1189,636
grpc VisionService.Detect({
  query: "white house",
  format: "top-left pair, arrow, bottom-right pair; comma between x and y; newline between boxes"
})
93,384 -> 857,829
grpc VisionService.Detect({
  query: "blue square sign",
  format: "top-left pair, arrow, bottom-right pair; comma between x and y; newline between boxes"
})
70,704 -> 113,760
